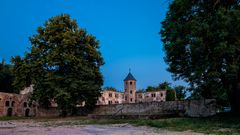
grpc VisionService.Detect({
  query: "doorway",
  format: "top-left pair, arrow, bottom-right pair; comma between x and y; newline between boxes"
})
25,108 -> 30,117
7,108 -> 12,116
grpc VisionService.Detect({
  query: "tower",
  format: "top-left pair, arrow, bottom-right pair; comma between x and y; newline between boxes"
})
124,71 -> 136,103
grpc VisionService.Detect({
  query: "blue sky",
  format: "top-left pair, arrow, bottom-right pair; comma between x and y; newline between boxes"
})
0,0 -> 184,91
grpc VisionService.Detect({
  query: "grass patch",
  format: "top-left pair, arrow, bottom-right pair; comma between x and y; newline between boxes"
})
1,113 -> 240,134
0,116 -> 29,121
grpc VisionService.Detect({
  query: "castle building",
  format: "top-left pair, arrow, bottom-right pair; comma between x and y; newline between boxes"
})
97,72 -> 166,105
0,72 -> 167,116
0,86 -> 36,117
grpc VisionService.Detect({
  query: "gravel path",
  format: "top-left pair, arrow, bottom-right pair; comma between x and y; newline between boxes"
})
0,121 -> 203,135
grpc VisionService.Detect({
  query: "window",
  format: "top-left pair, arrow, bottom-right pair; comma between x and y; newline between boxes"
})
125,96 -> 127,101
160,93 -> 163,97
138,95 -> 142,98
130,90 -> 132,94
109,93 -> 112,97
130,82 -> 132,85
126,82 -> 128,85
115,101 -> 118,104
24,102 -> 27,107
115,94 -> 119,98
108,101 -> 112,104
130,98 -> 133,102
5,101 -> 9,107
12,101 -> 15,107
152,93 -> 156,97
102,97 -> 105,101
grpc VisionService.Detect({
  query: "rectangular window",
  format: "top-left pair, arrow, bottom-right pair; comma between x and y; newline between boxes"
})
115,94 -> 118,98
130,90 -> 132,94
12,101 -> 15,107
151,93 -> 156,97
109,93 -> 112,97
130,98 -> 133,102
5,101 -> 9,107
24,102 -> 27,107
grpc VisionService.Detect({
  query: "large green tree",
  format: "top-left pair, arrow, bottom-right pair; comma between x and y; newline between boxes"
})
12,14 -> 104,115
161,0 -> 240,113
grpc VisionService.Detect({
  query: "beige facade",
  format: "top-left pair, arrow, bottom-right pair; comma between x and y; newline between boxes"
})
136,91 -> 166,103
97,72 -> 167,105
97,90 -> 124,105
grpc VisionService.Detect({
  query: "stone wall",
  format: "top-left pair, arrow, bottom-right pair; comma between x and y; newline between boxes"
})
35,107 -> 60,117
35,107 -> 90,117
90,99 -> 216,118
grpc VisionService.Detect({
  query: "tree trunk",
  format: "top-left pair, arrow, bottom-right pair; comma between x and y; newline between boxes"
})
229,82 -> 240,114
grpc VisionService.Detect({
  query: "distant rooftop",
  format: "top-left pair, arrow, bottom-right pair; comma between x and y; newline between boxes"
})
124,72 -> 136,81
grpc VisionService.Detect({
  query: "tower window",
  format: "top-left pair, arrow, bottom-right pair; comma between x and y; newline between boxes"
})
130,90 -> 132,94
130,98 -> 133,102
130,82 -> 132,85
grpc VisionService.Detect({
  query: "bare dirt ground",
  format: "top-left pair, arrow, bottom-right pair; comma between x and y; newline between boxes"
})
0,120 -> 203,135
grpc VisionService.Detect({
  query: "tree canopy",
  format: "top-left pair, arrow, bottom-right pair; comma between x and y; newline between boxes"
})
103,87 -> 117,92
0,60 -> 14,93
12,14 -> 104,116
174,85 -> 187,100
161,0 -> 240,112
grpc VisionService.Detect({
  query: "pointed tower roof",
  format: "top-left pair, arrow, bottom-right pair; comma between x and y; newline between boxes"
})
124,72 -> 136,81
